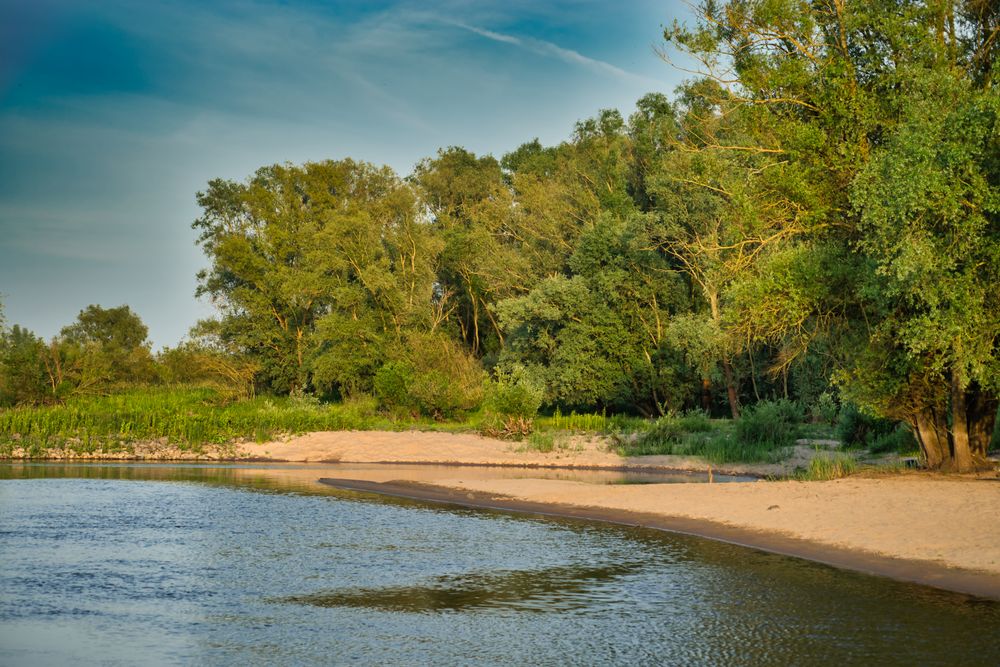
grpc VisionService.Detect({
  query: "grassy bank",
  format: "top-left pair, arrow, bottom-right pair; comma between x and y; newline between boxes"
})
0,387 -> 395,456
2,387 -> 936,475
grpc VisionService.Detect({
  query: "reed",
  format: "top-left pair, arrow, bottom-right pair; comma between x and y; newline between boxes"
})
0,386 -> 390,454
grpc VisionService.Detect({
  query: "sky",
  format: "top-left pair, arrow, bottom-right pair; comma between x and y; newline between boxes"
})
0,0 -> 692,349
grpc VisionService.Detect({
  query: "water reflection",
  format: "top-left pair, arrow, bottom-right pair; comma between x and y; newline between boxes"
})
281,562 -> 642,613
0,460 -> 754,489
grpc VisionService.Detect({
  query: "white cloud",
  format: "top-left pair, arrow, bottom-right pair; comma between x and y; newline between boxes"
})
446,19 -> 658,86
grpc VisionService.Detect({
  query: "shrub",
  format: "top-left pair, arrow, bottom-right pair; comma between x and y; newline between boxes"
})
524,431 -> 556,453
374,334 -> 484,420
836,404 -> 897,448
676,409 -> 712,433
480,366 -> 545,439
373,361 -> 416,412
632,414 -> 685,454
735,399 -> 802,450
868,424 -> 918,455
812,391 -> 840,425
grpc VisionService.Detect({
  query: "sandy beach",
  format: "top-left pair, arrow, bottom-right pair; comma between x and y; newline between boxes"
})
9,429 -> 1000,597
238,431 -> 1000,595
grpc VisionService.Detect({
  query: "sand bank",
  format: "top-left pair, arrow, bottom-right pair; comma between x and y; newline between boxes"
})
239,431 -> 1000,598
8,429 -> 1000,597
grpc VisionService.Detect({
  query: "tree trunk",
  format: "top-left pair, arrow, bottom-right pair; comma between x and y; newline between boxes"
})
949,369 -> 975,472
708,289 -> 740,419
722,359 -> 740,419
913,407 -> 950,470
912,382 -> 997,472
701,377 -> 712,413
967,386 -> 998,458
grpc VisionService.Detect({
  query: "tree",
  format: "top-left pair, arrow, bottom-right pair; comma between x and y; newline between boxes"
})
59,304 -> 155,386
412,147 -> 530,357
195,159 -> 443,396
0,325 -> 50,406
665,0 -> 1000,470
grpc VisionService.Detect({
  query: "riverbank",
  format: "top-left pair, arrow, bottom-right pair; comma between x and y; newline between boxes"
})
319,475 -> 1000,600
1,428 -> 846,477
7,429 -> 1000,598
241,432 -> 1000,598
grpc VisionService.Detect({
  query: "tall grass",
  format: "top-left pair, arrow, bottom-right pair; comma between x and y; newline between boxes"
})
0,386 -> 389,454
535,408 -> 651,434
795,453 -> 858,480
609,411 -> 787,464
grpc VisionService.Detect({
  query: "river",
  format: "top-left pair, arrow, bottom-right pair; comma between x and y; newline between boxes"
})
2,462 -> 998,665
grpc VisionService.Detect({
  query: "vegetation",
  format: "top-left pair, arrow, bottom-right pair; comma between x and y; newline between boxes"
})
0,386 -> 385,456
795,454 -> 859,482
2,2 -> 999,472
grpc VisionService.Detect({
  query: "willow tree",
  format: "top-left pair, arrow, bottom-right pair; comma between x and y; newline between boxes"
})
666,0 -> 999,470
412,147 -> 533,357
194,160 -> 441,395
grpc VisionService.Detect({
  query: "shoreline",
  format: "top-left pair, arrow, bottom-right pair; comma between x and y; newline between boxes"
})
1,428 -> 855,478
6,428 -> 1000,600
318,476 -> 1000,601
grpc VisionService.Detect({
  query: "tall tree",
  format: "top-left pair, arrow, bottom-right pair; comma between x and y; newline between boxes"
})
666,0 -> 1000,470
59,304 -> 155,385
194,159 -> 443,396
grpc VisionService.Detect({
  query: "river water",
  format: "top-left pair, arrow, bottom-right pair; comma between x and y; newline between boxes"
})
1,463 -> 999,666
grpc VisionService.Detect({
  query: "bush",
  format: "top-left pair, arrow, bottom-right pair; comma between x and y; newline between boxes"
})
373,361 -> 415,412
480,366 -> 545,439
735,399 -> 802,450
374,334 -> 484,420
812,391 -> 839,425
692,431 -> 790,464
677,409 -> 713,433
836,404 -> 897,448
628,414 -> 685,454
868,424 -> 918,455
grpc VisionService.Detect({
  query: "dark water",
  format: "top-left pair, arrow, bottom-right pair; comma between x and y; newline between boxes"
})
1,464 -> 999,666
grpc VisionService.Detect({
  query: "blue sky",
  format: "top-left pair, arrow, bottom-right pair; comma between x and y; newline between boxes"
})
0,0 -> 691,348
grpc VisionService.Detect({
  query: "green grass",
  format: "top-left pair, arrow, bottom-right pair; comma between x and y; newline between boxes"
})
0,387 -> 645,457
0,386 -> 396,455
611,411 -> 793,464
794,453 -> 858,480
534,408 -> 649,435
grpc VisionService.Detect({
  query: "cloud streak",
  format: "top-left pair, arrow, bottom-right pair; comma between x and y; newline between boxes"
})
448,20 -> 654,85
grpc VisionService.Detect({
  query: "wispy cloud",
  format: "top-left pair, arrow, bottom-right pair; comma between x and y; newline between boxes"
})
447,20 -> 653,85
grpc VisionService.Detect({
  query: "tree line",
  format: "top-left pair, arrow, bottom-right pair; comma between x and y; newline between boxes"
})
1,1 -> 997,471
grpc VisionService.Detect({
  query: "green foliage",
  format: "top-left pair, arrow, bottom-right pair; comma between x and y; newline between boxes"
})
0,387 -> 385,454
616,416 -> 790,464
868,426 -> 918,456
60,304 -> 156,386
666,0 -> 1000,470
735,400 -> 802,451
480,366 -> 545,439
836,404 -> 898,449
0,326 -> 51,407
523,431 -> 556,453
812,391 -> 839,426
483,366 -> 544,421
194,159 -> 442,395
372,333 -> 483,420
373,361 -> 415,413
